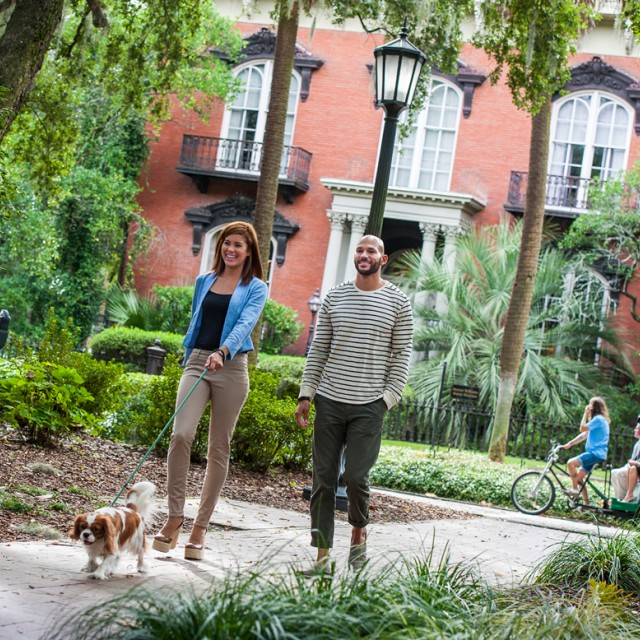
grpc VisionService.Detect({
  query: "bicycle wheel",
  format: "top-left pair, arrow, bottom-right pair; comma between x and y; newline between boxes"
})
511,472 -> 556,515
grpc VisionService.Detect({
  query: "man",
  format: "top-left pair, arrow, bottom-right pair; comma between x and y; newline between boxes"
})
295,235 -> 413,573
611,417 -> 640,502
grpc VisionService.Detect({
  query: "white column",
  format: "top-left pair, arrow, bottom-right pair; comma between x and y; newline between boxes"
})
321,212 -> 348,296
443,228 -> 458,271
343,215 -> 368,281
414,223 -> 440,365
419,222 -> 438,265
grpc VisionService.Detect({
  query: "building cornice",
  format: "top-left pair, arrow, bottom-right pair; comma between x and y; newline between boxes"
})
320,179 -> 486,215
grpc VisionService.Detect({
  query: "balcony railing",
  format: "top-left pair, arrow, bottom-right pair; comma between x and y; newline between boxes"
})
177,134 -> 312,197
506,171 -> 592,216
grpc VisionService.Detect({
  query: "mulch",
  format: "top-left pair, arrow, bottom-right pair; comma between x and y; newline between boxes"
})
0,424 -> 469,542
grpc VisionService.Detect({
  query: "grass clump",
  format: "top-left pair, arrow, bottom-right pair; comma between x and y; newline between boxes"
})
15,522 -> 62,540
12,484 -> 50,496
531,530 -> 640,593
27,462 -> 62,476
45,543 -> 640,640
0,493 -> 31,513
67,485 -> 95,499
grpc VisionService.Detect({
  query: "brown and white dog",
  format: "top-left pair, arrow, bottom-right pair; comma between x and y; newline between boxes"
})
70,481 -> 156,580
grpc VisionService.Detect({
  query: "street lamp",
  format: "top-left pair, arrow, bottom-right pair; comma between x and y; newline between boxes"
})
0,309 -> 10,350
305,289 -> 322,356
366,20 -> 427,237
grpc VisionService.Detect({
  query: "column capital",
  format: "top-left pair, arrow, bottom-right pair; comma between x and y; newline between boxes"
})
419,222 -> 440,239
328,211 -> 349,228
347,214 -> 368,233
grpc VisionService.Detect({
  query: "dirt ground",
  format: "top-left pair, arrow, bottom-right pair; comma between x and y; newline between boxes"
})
0,424 -> 465,542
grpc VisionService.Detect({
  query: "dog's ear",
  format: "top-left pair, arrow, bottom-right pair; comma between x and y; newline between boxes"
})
100,515 -> 117,556
70,516 -> 85,540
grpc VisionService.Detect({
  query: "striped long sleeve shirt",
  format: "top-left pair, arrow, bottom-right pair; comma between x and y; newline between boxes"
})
299,281 -> 413,409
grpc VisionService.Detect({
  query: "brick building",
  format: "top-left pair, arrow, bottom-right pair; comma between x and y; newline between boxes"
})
134,1 -> 640,363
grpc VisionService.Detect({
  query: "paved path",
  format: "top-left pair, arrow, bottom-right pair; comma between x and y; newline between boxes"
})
0,492 -> 620,640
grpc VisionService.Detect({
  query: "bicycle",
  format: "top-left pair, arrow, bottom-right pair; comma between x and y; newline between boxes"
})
511,441 -> 640,518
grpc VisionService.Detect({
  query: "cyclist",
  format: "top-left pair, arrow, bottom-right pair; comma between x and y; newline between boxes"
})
561,397 -> 610,505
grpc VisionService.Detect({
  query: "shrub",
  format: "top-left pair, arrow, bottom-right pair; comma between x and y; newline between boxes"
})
65,352 -> 126,416
261,299 -> 304,355
232,368 -> 312,472
104,359 -> 312,471
152,285 -> 193,334
101,359 -> 210,460
257,353 -> 307,380
90,326 -> 185,371
0,360 -> 97,445
370,447 -> 520,507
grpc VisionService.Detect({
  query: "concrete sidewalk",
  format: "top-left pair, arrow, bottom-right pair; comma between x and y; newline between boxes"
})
0,493 -> 620,640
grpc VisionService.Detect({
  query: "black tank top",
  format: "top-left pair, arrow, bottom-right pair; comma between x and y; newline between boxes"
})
193,291 -> 232,350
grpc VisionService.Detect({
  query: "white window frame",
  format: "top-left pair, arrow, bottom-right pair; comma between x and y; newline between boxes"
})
388,79 -> 462,192
219,60 -> 301,177
548,91 -> 633,207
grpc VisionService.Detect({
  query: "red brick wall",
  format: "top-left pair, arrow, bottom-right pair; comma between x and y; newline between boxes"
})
134,22 -> 640,362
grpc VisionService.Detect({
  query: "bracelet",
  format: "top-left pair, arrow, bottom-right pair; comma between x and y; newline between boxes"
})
215,349 -> 226,361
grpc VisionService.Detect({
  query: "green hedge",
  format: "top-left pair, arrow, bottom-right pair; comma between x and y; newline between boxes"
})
90,326 -> 185,371
103,359 -> 312,472
370,447 -> 522,508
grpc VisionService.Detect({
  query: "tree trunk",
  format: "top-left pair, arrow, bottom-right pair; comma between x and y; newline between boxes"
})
0,0 -> 64,143
249,1 -> 299,362
488,96 -> 552,462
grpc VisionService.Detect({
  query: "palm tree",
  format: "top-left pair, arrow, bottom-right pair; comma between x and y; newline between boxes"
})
394,221 -> 614,419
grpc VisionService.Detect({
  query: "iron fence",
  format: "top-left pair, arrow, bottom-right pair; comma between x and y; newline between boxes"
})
384,398 -> 636,468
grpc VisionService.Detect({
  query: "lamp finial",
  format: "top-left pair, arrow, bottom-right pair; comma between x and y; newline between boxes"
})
400,17 -> 408,39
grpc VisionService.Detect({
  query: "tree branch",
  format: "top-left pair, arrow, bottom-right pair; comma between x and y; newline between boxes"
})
85,0 -> 108,28
617,288 -> 640,323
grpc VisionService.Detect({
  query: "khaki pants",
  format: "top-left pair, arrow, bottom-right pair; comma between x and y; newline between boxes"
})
310,394 -> 387,549
166,349 -> 249,529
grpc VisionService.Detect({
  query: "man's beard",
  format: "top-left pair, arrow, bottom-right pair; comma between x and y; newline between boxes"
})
355,259 -> 382,276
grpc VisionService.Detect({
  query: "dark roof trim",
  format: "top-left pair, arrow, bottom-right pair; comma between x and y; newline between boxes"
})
184,192 -> 300,266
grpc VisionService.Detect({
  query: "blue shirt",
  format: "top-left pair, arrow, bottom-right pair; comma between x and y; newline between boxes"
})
585,414 -> 610,460
182,272 -> 268,364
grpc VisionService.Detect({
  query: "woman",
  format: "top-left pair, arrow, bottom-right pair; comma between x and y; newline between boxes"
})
153,221 -> 267,560
562,396 -> 610,505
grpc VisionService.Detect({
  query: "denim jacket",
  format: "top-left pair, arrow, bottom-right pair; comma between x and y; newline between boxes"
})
182,272 -> 268,364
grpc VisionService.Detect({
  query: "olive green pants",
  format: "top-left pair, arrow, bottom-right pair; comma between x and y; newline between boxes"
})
166,349 -> 249,529
310,394 -> 387,549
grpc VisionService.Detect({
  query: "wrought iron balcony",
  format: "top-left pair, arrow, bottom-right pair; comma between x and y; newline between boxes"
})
177,134 -> 312,201
506,171 -> 592,217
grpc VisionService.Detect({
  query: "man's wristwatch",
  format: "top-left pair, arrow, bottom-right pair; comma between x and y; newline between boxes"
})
298,396 -> 310,402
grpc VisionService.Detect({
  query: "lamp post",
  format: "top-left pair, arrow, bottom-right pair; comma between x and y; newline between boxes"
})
366,20 -> 427,237
0,309 -> 10,350
305,289 -> 322,356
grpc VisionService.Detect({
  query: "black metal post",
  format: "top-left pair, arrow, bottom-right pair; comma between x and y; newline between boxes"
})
0,309 -> 10,350
305,308 -> 318,356
365,103 -> 405,237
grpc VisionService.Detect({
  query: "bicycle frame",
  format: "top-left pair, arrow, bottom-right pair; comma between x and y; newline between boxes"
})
541,442 -> 640,517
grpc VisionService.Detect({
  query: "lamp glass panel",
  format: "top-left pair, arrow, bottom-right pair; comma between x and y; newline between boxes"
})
405,59 -> 424,106
382,54 -> 400,101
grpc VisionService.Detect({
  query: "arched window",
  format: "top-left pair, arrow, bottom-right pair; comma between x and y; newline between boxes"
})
220,61 -> 301,175
389,79 -> 462,192
548,92 -> 632,207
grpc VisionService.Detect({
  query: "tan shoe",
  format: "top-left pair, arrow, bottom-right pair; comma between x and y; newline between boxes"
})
184,526 -> 207,561
152,517 -> 183,553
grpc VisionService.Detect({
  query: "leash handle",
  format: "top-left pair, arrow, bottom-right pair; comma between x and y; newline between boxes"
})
110,368 -> 208,507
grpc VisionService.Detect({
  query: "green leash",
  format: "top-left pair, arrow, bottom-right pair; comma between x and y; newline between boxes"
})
110,368 -> 208,507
